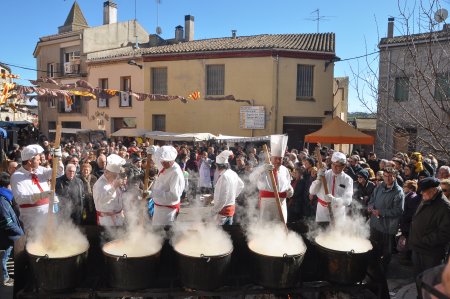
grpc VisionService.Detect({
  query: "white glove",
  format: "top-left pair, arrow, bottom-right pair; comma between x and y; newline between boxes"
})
286,187 -> 294,198
53,195 -> 59,204
52,146 -> 62,158
147,145 -> 157,155
332,197 -> 342,206
317,168 -> 326,177
264,163 -> 275,172
324,193 -> 335,203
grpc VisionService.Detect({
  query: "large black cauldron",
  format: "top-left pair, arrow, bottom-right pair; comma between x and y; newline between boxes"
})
315,242 -> 372,284
175,248 -> 233,290
27,247 -> 88,292
249,248 -> 305,289
102,240 -> 161,290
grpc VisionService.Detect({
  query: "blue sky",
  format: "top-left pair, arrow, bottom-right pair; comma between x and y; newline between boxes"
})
1,0 -> 445,112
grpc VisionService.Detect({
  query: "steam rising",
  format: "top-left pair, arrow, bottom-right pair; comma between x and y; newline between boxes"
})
247,223 -> 306,256
26,220 -> 89,258
172,223 -> 233,257
314,214 -> 373,253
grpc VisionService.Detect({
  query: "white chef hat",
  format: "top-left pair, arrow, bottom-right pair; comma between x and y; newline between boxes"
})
270,135 -> 288,157
159,145 -> 178,161
331,152 -> 347,164
216,150 -> 233,164
21,144 -> 44,161
106,154 -> 126,173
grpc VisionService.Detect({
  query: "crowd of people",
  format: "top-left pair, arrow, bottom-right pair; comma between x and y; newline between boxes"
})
1,136 -> 449,295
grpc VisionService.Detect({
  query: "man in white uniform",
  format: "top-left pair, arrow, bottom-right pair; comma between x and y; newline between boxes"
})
309,151 -> 353,225
93,154 -> 126,226
212,150 -> 244,225
147,145 -> 185,226
11,144 -> 63,233
249,135 -> 294,223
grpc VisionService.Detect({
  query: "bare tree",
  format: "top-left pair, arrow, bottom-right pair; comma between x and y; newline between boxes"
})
351,0 -> 450,162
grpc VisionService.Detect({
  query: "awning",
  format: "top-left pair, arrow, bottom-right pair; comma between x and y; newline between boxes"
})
49,128 -> 87,134
111,128 -> 148,137
215,134 -> 270,143
144,131 -> 216,142
304,117 -> 375,144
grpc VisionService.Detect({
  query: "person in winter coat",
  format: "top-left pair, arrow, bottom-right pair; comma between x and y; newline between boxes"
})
409,177 -> 450,275
398,180 -> 421,261
0,172 -> 24,286
353,169 -> 375,217
55,164 -> 85,225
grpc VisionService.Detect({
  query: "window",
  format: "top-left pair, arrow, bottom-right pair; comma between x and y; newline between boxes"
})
296,65 -> 314,99
47,63 -> 56,78
435,73 -> 450,101
61,121 -> 81,129
394,77 -> 409,102
48,98 -> 56,108
120,77 -> 132,107
112,117 -> 136,131
152,114 -> 166,131
151,67 -> 168,94
58,95 -> 82,113
98,78 -> 109,108
206,64 -> 225,95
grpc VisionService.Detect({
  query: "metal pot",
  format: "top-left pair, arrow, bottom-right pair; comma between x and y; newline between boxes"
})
315,242 -> 371,284
102,240 -> 161,290
27,246 -> 89,292
249,247 -> 305,289
175,248 -> 233,290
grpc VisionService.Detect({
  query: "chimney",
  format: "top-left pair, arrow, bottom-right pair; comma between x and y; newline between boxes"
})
444,23 -> 450,31
185,15 -> 194,41
103,1 -> 117,25
175,25 -> 184,42
231,30 -> 237,39
387,17 -> 394,38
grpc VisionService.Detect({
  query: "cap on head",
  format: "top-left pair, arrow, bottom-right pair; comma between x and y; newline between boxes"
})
106,154 -> 126,173
358,169 -> 369,180
21,144 -> 44,161
418,177 -> 440,193
159,146 -> 178,161
331,152 -> 346,164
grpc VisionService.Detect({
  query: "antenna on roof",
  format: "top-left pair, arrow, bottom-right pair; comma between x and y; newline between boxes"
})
434,8 -> 448,23
305,9 -> 334,33
134,0 -> 139,49
156,0 -> 162,35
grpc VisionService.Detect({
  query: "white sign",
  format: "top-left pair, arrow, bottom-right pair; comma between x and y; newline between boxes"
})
240,106 -> 265,129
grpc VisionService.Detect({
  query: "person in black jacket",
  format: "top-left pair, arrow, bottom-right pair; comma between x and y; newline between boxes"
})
352,169 -> 375,218
0,172 -> 24,286
398,180 -> 421,261
55,164 -> 85,225
409,177 -> 450,275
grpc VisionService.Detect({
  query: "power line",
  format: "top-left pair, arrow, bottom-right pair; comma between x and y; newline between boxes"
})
338,50 -> 380,62
0,61 -> 54,73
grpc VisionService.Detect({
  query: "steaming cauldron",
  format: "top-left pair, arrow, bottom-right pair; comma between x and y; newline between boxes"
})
174,248 -> 233,290
249,248 -> 305,288
315,242 -> 372,284
27,246 -> 89,292
102,239 -> 161,290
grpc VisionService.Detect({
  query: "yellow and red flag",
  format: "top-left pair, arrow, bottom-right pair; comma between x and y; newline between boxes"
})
188,91 -> 200,100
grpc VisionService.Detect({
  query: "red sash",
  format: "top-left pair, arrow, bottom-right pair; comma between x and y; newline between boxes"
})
96,210 -> 123,225
19,198 -> 49,208
259,190 -> 287,198
317,198 -> 329,207
154,202 -> 181,213
219,205 -> 235,216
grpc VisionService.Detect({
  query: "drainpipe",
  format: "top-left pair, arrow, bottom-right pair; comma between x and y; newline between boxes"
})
274,54 -> 280,133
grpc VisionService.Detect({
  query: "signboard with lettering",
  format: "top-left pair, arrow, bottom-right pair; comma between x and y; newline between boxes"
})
240,106 -> 265,129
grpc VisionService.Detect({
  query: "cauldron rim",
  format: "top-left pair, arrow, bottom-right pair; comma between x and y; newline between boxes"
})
313,239 -> 372,255
248,244 -> 306,259
102,239 -> 162,259
26,244 -> 90,260
173,245 -> 233,259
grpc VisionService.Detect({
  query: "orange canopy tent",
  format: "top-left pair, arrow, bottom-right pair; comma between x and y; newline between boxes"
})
304,117 -> 375,144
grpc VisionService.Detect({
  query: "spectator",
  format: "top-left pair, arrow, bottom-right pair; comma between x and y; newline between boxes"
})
438,166 -> 450,180
7,161 -> 19,176
353,169 -> 375,217
409,178 -> 450,275
55,164 -> 85,225
0,172 -> 24,287
79,163 -> 97,225
441,179 -> 450,200
198,151 -> 212,194
367,152 -> 380,173
94,154 -> 106,178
